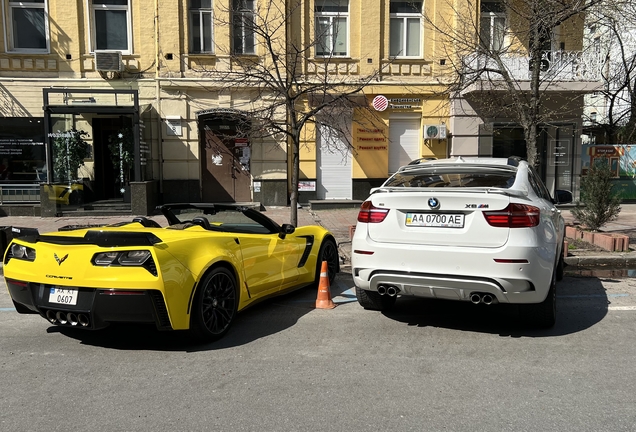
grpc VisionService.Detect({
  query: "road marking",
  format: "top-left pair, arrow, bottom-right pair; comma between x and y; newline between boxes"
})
559,294 -> 629,298
608,306 -> 636,311
0,307 -> 16,312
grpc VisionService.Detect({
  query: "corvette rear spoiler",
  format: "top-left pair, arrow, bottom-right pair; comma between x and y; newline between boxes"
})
16,230 -> 163,247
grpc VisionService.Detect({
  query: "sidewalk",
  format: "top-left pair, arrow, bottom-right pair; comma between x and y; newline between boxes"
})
1,204 -> 636,268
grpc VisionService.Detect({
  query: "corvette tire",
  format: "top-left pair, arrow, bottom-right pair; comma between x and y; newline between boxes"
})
355,286 -> 396,311
190,267 -> 238,342
314,238 -> 339,287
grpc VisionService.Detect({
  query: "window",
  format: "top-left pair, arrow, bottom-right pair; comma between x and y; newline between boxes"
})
314,0 -> 348,57
389,1 -> 422,58
232,0 -> 255,55
89,0 -> 131,53
190,0 -> 213,53
480,1 -> 505,51
4,0 -> 49,52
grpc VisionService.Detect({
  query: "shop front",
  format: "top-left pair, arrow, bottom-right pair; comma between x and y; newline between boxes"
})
40,88 -> 157,216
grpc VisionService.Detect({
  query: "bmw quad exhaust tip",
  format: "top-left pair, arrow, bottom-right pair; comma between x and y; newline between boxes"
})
470,293 -> 496,305
67,313 -> 79,326
386,286 -> 400,297
377,285 -> 400,296
55,311 -> 68,325
470,293 -> 482,304
481,294 -> 494,305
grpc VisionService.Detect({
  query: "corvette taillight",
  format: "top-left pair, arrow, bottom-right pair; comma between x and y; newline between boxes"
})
357,201 -> 389,223
483,204 -> 540,228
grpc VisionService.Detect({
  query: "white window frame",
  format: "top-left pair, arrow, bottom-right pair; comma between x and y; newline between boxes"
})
189,0 -> 214,54
86,0 -> 132,54
480,2 -> 506,52
232,0 -> 256,55
314,0 -> 349,58
389,0 -> 423,58
2,0 -> 50,53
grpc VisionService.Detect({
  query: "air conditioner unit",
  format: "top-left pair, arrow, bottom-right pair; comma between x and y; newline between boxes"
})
94,51 -> 122,71
424,124 -> 447,139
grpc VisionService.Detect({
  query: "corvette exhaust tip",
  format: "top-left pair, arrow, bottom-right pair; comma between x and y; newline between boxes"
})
78,314 -> 90,327
46,310 -> 57,323
67,313 -> 79,326
55,311 -> 68,325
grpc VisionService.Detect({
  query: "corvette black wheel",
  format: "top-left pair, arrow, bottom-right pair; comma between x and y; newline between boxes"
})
190,267 -> 238,342
315,238 -> 339,286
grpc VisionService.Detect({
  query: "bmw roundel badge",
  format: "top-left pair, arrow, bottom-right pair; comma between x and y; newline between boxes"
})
428,197 -> 440,209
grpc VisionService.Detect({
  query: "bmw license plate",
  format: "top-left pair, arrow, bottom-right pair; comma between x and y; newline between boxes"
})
406,213 -> 465,228
49,287 -> 79,305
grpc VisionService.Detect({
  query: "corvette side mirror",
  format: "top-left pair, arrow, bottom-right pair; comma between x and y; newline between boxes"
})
279,223 -> 295,239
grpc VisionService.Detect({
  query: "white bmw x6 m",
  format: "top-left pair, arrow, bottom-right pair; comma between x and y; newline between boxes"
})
351,157 -> 572,328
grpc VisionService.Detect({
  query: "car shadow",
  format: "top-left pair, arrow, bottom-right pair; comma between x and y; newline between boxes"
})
380,276 -> 609,337
50,276 -> 353,351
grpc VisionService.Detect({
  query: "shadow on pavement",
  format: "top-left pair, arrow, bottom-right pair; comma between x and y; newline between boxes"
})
380,276 -> 609,337
50,278 -> 353,352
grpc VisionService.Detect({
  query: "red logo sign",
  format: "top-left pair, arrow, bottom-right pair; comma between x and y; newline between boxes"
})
372,95 -> 388,111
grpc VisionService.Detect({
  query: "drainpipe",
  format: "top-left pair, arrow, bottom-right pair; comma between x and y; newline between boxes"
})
154,0 -> 163,196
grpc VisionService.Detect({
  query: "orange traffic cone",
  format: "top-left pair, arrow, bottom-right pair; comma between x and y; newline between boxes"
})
315,261 -> 336,309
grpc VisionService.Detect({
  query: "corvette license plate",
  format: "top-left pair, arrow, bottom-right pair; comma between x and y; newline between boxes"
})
48,287 -> 79,305
406,213 -> 465,228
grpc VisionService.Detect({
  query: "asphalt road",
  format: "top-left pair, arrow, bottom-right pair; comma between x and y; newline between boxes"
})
2,271 -> 636,432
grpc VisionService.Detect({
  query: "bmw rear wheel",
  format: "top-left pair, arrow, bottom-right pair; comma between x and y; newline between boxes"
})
522,270 -> 556,328
315,238 -> 339,287
355,286 -> 396,311
190,267 -> 238,342
556,243 -> 565,281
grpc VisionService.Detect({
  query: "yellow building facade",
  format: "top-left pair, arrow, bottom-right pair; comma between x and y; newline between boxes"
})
0,0 -> 596,213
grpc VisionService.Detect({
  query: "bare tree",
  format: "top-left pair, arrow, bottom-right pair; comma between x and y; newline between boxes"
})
195,0 -> 384,225
585,0 -> 636,143
424,0 -> 605,167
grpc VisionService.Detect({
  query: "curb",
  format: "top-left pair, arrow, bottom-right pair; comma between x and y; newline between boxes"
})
564,253 -> 636,267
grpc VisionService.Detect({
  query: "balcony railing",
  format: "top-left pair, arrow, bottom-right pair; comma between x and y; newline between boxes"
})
465,50 -> 603,82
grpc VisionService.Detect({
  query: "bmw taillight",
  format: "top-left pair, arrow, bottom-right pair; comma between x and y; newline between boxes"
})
483,204 -> 540,228
357,201 -> 390,223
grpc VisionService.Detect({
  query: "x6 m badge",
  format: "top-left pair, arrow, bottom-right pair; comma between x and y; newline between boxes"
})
428,197 -> 440,209
54,253 -> 68,266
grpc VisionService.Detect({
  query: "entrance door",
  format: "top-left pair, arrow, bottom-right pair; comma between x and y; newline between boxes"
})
93,117 -> 131,201
389,117 -> 421,173
317,124 -> 352,199
200,118 -> 251,203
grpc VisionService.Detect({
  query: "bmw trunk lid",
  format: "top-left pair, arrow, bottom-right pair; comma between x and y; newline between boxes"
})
365,191 -> 511,248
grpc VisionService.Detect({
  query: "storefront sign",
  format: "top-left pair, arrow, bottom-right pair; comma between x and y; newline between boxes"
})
354,126 -> 388,151
550,140 -> 570,166
389,98 -> 421,109
299,181 -> 316,191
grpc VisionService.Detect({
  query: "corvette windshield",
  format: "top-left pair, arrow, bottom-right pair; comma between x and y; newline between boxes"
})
385,171 -> 515,188
170,207 -> 272,234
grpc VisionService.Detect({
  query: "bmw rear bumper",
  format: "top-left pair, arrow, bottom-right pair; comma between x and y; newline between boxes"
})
6,278 -> 173,330
351,239 -> 556,304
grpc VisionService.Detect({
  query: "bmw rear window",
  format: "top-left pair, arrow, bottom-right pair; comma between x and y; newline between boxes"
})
385,171 -> 516,188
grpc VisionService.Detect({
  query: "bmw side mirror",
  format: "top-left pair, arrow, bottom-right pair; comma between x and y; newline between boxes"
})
554,189 -> 573,205
279,223 -> 295,239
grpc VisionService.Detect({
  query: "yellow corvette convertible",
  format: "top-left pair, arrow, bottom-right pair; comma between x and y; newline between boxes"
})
3,203 -> 339,342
